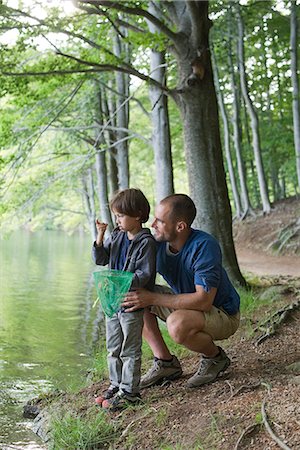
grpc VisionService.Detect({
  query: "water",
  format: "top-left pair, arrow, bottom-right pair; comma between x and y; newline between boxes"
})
0,231 -> 105,449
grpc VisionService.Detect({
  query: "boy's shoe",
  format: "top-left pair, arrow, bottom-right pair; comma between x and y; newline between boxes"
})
95,385 -> 119,406
102,390 -> 141,411
186,347 -> 230,388
140,355 -> 182,389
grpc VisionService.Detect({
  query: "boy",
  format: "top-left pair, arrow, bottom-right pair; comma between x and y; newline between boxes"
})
92,188 -> 156,410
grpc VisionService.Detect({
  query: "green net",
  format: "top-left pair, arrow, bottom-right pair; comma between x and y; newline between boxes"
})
93,269 -> 133,318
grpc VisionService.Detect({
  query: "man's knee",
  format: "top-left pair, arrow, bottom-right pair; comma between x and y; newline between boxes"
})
166,310 -> 205,345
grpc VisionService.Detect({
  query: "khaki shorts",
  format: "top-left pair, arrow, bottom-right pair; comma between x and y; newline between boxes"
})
151,285 -> 240,341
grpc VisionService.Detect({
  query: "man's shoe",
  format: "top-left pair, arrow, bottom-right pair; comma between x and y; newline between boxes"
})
186,347 -> 230,388
102,390 -> 141,411
95,385 -> 119,406
140,355 -> 182,389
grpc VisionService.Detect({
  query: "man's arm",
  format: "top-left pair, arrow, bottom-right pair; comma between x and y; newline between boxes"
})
122,285 -> 217,312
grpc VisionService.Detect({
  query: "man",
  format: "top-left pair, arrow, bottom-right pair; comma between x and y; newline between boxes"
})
122,194 -> 240,388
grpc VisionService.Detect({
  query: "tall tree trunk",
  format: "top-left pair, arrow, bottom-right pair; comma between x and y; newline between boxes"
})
94,85 -> 114,230
236,3 -> 271,214
82,169 -> 97,240
113,30 -> 130,189
212,47 -> 242,219
148,1 -> 174,202
104,79 -> 119,195
228,10 -> 253,217
169,1 -> 245,285
290,0 -> 300,191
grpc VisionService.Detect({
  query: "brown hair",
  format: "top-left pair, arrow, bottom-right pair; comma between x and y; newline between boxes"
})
160,194 -> 196,226
110,188 -> 150,223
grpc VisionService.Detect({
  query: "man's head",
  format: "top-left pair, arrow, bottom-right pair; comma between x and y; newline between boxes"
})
152,194 -> 196,244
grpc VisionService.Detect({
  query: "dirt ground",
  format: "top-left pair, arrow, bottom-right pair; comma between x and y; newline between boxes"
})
40,197 -> 300,449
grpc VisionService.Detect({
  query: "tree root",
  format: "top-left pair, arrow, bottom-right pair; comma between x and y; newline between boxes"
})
227,381 -> 262,401
261,398 -> 292,450
234,423 -> 260,450
267,219 -> 300,254
254,298 -> 300,345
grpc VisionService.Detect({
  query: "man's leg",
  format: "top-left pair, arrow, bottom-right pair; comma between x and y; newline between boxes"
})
142,308 -> 172,359
140,308 -> 182,388
166,309 -> 219,357
166,309 -> 236,387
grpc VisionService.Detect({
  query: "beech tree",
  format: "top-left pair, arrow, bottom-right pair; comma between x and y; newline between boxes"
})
0,0 -> 246,283
74,0 -> 245,283
290,0 -> 300,190
236,2 -> 271,214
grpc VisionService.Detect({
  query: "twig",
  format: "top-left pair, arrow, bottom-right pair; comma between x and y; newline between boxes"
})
225,380 -> 234,397
234,423 -> 260,450
120,408 -> 156,438
261,399 -> 292,450
228,381 -> 261,400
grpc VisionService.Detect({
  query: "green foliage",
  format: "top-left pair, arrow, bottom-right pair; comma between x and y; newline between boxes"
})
0,0 -> 298,234
50,408 -> 118,450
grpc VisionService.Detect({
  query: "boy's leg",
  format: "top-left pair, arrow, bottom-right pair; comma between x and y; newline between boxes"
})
106,314 -> 123,388
119,309 -> 144,395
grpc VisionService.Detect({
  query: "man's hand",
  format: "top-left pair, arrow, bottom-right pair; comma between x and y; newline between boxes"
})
122,288 -> 154,312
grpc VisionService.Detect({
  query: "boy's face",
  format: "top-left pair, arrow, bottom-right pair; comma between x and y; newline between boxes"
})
113,210 -> 141,233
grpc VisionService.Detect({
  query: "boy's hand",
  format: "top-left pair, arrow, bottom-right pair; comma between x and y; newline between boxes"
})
95,219 -> 108,246
96,219 -> 108,232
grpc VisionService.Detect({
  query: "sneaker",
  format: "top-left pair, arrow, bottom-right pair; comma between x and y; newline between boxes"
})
186,347 -> 230,388
95,385 -> 119,406
102,390 -> 141,411
140,355 -> 182,389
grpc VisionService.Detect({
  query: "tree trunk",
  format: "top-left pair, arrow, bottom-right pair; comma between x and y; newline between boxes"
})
227,10 -> 253,218
103,79 -> 119,196
95,149 -> 113,229
169,1 -> 245,285
82,169 -> 97,240
148,1 -> 174,202
211,47 -> 242,219
290,0 -> 300,191
236,3 -> 271,214
113,30 -> 129,189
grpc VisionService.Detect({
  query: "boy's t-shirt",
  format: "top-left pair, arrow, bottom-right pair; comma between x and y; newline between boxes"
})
114,233 -> 131,270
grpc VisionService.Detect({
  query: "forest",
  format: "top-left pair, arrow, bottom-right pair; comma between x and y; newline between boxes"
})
0,0 -> 299,284
1,2 -> 300,449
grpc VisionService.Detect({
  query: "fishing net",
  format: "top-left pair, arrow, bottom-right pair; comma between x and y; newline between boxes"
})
93,269 -> 133,318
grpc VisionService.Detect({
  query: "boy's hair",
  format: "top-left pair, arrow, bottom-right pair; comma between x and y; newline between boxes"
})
160,194 -> 196,227
110,188 -> 150,223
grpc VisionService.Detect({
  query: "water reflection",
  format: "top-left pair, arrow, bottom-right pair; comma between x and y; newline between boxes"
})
0,230 -> 102,447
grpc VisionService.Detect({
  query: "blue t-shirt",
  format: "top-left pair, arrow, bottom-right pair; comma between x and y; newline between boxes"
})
156,229 -> 240,315
114,233 -> 131,270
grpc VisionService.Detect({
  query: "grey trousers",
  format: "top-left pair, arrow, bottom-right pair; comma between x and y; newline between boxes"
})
106,309 -> 144,394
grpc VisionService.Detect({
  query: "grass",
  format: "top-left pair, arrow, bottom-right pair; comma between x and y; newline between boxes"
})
50,407 -> 118,449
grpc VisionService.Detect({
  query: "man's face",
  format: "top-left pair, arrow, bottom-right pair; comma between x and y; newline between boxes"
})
151,203 -> 177,242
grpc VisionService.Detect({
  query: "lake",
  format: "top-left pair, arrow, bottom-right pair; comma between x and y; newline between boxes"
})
0,230 -> 104,449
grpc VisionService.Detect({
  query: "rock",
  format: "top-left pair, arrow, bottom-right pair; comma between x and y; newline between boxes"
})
286,361 -> 300,374
23,403 -> 41,419
31,409 -> 52,444
291,375 -> 300,385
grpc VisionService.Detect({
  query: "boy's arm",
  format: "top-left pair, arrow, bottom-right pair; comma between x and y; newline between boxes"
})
130,238 -> 156,289
92,220 -> 111,266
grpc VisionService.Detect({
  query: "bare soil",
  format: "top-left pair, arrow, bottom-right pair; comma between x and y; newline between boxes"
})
42,197 -> 300,449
